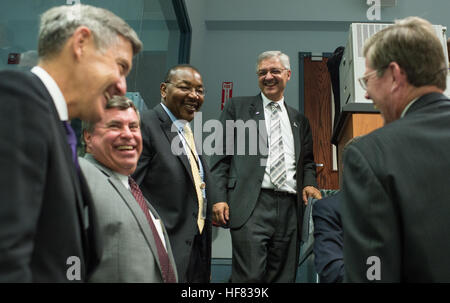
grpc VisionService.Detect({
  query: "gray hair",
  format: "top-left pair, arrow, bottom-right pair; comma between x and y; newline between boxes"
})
38,4 -> 142,60
364,16 -> 447,90
256,51 -> 291,71
82,95 -> 140,135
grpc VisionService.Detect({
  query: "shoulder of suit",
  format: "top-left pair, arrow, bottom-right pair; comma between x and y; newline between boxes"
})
79,157 -> 99,175
229,95 -> 260,102
282,102 -> 300,113
0,70 -> 53,113
284,104 -> 308,123
140,106 -> 158,119
224,95 -> 260,110
79,156 -> 111,179
0,70 -> 45,92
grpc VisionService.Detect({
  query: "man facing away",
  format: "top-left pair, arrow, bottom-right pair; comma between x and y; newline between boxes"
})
0,4 -> 142,282
342,16 -> 450,282
210,51 -> 322,282
80,96 -> 177,283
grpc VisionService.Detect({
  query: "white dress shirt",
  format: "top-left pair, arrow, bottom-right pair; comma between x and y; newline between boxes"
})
31,66 -> 68,121
114,172 -> 168,251
260,93 -> 297,194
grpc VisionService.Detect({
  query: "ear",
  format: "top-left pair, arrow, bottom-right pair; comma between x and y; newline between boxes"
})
389,62 -> 406,92
160,82 -> 168,99
71,26 -> 93,60
83,129 -> 93,153
286,69 -> 292,81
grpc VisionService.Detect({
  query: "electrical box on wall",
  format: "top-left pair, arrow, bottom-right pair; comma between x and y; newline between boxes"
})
339,23 -> 450,110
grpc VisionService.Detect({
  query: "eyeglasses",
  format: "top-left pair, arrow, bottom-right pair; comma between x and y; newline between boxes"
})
165,82 -> 206,97
256,68 -> 287,77
358,70 -> 379,90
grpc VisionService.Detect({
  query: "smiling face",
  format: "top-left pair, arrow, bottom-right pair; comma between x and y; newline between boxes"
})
257,56 -> 291,101
73,34 -> 133,123
161,67 -> 204,122
84,107 -> 142,175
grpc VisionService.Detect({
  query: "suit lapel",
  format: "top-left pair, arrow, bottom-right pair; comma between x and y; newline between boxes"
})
38,72 -> 97,274
56,118 -> 88,242
34,73 -> 86,230
155,104 -> 195,184
107,176 -> 164,271
249,94 -> 267,145
85,155 -> 164,273
286,104 -> 301,164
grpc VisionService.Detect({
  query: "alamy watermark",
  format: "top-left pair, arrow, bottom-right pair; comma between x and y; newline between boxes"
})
366,256 -> 381,281
366,0 -> 381,21
171,112 -> 269,162
66,256 -> 81,281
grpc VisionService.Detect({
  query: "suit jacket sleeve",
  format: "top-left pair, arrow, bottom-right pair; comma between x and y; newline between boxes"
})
342,144 -> 401,282
0,72 -> 50,281
300,115 -> 318,188
208,98 -> 236,203
312,196 -> 344,283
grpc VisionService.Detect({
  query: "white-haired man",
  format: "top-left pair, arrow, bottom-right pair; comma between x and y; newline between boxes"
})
210,50 -> 321,282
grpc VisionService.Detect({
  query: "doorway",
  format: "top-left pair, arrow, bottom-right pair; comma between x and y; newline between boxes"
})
299,52 -> 339,190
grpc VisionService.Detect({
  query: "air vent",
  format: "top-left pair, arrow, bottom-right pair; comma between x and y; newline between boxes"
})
380,0 -> 397,7
356,23 -> 391,57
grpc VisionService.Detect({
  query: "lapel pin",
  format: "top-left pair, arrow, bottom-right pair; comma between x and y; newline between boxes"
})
255,111 -> 260,115
293,122 -> 298,127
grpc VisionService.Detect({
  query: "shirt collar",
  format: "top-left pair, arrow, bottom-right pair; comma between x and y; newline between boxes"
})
400,97 -> 420,118
31,66 -> 68,121
111,171 -> 130,190
160,102 -> 189,132
261,92 -> 285,110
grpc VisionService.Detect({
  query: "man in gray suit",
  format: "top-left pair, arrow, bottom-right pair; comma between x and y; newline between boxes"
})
80,96 -> 177,282
210,51 -> 322,282
342,17 -> 450,282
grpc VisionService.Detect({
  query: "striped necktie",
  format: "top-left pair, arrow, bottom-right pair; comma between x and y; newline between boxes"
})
269,102 -> 287,189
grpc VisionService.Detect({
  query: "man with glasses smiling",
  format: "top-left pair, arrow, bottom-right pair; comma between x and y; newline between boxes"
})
210,51 -> 321,282
133,64 -> 216,283
342,17 -> 450,282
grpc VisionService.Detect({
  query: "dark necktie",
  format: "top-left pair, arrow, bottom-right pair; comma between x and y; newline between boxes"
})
62,121 -> 80,172
128,176 -> 176,283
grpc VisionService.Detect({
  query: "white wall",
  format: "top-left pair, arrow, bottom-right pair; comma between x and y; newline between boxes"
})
186,0 -> 450,123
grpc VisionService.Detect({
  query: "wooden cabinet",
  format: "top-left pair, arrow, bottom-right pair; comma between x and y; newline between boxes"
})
331,104 -> 384,184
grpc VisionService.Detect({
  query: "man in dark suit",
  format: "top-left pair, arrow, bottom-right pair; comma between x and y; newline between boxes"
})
312,191 -> 344,283
0,4 -> 142,282
80,96 -> 177,283
342,16 -> 450,282
210,51 -> 322,282
133,64 -> 214,283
